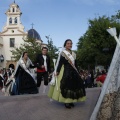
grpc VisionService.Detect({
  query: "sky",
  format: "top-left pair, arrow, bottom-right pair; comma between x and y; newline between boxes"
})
0,0 -> 120,50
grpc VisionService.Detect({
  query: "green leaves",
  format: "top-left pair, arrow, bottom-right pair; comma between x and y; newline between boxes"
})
46,36 -> 59,68
11,35 -> 59,69
77,12 -> 120,69
11,37 -> 41,62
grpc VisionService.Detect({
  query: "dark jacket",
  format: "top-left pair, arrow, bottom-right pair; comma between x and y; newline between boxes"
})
0,75 -> 4,87
34,54 -> 51,73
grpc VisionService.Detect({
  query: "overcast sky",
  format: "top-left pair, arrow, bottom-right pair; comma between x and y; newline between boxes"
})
0,0 -> 120,49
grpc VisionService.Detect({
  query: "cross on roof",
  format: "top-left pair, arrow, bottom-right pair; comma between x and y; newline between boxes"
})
31,23 -> 34,29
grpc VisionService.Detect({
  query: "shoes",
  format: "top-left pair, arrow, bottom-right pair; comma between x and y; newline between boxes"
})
64,103 -> 71,109
64,103 -> 75,108
70,103 -> 74,107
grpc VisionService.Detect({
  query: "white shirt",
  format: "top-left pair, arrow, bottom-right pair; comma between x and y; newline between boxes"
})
43,55 -> 47,71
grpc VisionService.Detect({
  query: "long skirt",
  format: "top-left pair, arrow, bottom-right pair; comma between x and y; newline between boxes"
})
48,66 -> 86,103
11,66 -> 38,95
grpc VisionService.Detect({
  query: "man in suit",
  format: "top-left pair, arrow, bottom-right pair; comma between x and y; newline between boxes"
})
35,47 -> 51,93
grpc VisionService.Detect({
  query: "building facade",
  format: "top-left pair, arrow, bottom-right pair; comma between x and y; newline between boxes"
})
0,2 -> 45,69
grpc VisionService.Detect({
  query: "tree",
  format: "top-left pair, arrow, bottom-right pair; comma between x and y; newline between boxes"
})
45,35 -> 59,68
11,37 -> 41,62
77,13 -> 120,69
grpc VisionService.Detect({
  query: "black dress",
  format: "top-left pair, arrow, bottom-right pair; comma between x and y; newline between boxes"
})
0,75 -> 4,87
57,54 -> 86,99
11,61 -> 38,95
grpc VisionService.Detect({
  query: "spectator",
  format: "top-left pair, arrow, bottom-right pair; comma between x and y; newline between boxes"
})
96,70 -> 107,87
85,72 -> 92,88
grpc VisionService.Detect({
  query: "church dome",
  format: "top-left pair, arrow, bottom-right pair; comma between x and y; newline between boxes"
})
28,29 -> 41,40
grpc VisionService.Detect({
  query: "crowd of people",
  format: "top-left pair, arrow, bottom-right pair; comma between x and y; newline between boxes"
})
0,67 -> 107,93
79,69 -> 107,88
0,39 -> 107,109
0,35 -> 118,119
0,68 -> 14,89
0,46 -> 51,96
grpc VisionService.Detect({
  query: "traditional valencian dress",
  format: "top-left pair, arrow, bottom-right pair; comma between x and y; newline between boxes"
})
48,50 -> 86,103
5,57 -> 38,95
90,44 -> 120,120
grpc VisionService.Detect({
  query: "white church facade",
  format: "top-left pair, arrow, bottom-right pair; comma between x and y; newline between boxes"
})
0,2 -> 45,69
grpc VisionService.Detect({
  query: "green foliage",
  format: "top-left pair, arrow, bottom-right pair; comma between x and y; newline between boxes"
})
11,35 -> 59,69
46,36 -> 59,68
77,12 -> 120,69
11,37 -> 41,62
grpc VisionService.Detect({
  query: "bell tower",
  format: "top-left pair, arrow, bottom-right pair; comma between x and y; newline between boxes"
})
2,1 -> 24,32
0,1 -> 27,68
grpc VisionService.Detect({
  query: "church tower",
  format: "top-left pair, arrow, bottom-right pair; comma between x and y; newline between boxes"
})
3,1 -> 25,32
0,1 -> 27,68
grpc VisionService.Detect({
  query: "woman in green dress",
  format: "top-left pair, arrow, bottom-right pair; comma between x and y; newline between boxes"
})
48,39 -> 86,109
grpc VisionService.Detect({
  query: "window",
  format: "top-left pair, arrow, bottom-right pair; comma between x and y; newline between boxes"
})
13,8 -> 15,12
14,17 -> 17,24
12,30 -> 14,33
9,18 -> 12,24
10,38 -> 15,47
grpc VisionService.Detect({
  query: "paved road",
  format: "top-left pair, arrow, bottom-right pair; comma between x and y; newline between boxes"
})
0,84 -> 101,120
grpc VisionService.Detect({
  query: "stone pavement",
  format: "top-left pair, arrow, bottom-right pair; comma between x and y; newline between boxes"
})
0,84 -> 101,120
